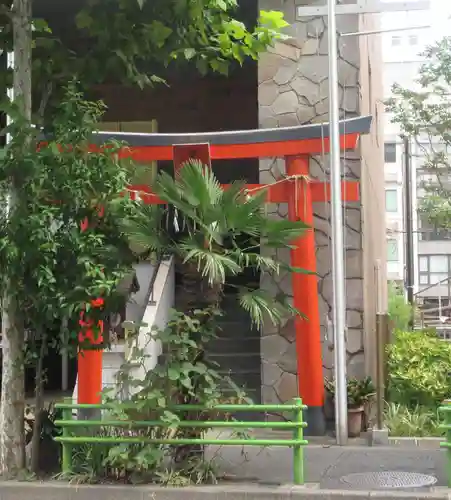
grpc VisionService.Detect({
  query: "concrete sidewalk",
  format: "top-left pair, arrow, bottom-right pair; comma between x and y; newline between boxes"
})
207,444 -> 447,489
1,482 -> 451,500
0,443 -> 446,500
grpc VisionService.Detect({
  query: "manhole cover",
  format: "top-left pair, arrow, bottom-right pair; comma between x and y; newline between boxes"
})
340,472 -> 437,490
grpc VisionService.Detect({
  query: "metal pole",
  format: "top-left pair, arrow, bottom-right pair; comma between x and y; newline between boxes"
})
341,24 -> 431,37
403,136 -> 415,327
375,260 -> 385,430
328,0 -> 348,445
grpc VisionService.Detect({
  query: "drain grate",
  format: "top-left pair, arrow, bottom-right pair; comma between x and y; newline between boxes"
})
340,471 -> 437,490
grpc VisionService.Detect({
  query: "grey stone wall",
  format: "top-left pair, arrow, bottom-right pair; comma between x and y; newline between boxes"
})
258,1 -> 366,405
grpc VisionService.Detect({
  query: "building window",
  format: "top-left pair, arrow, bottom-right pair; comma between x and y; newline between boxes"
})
387,239 -> 399,262
384,142 -> 397,163
391,36 -> 401,46
419,255 -> 451,286
408,34 -> 418,46
385,189 -> 398,212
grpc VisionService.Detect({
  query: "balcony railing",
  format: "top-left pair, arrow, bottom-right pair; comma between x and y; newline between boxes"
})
419,229 -> 451,241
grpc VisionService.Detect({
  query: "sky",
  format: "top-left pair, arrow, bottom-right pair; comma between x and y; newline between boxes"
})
430,0 -> 451,36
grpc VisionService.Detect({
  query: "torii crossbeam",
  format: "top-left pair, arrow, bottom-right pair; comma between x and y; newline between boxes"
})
80,116 -> 372,434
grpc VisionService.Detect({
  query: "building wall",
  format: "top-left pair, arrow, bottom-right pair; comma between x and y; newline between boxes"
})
257,0 -> 386,403
95,76 -> 257,134
93,73 -> 261,185
358,12 -> 387,379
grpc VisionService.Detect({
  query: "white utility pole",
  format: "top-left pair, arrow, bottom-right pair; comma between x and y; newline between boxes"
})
297,0 -> 430,445
327,0 -> 348,446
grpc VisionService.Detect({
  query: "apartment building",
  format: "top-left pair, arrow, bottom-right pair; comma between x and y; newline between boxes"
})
383,4 -> 451,311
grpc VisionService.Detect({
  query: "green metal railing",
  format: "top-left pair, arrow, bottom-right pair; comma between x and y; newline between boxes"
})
439,401 -> 451,487
54,399 -> 308,484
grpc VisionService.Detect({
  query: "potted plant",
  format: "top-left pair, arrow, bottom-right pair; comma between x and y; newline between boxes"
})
325,377 -> 375,437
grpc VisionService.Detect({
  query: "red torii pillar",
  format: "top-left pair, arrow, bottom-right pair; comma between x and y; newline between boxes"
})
79,116 -> 371,433
78,215 -> 105,407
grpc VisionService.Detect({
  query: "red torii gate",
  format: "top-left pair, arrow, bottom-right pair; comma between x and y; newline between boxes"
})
79,116 -> 371,433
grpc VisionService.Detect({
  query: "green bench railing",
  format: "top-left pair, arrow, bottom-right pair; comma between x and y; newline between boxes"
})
54,399 -> 308,485
439,401 -> 451,487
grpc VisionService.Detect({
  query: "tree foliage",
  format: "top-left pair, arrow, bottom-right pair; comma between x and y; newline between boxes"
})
0,84 -> 137,473
74,0 -> 288,86
387,37 -> 451,228
0,84 -> 136,341
0,0 -> 288,123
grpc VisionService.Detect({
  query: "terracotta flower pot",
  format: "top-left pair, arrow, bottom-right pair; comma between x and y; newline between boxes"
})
347,406 -> 364,437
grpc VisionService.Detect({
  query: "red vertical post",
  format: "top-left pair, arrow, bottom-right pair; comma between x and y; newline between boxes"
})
78,216 -> 103,405
77,331 -> 103,404
286,155 -> 325,435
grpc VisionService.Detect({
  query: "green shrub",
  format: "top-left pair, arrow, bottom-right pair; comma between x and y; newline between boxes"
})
387,329 -> 451,408
388,282 -> 416,331
384,402 -> 442,437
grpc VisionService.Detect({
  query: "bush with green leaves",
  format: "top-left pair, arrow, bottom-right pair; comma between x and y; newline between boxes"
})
388,282 -> 415,331
325,376 -> 375,409
384,402 -> 442,437
387,329 -> 451,408
76,307 -> 250,484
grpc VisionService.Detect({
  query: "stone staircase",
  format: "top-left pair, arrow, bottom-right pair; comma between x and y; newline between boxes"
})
206,294 -> 262,407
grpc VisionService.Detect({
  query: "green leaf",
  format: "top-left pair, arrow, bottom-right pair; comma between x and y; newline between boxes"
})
184,48 -> 196,60
75,10 -> 93,29
181,377 -> 192,389
168,368 -> 180,381
259,10 -> 289,30
148,21 -> 173,47
181,245 -> 242,285
32,18 -> 52,33
213,0 -> 228,10
238,288 -> 289,329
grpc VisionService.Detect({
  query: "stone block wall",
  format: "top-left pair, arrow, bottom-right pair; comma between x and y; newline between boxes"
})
258,0 -> 382,405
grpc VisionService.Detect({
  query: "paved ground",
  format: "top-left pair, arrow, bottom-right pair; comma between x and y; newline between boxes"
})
207,445 -> 447,489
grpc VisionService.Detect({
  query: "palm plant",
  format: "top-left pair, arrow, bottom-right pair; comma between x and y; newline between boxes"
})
122,159 -> 310,327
